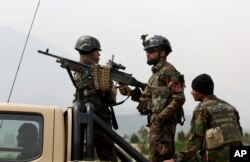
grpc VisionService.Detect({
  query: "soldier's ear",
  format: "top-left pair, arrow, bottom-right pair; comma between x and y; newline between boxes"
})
159,51 -> 166,58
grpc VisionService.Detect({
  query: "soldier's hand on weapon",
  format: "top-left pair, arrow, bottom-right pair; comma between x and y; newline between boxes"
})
118,85 -> 132,96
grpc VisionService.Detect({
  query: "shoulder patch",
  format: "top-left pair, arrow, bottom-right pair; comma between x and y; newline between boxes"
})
168,80 -> 184,93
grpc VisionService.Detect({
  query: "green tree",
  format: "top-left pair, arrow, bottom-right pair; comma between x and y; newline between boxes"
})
138,126 -> 149,141
137,126 -> 149,155
175,130 -> 188,152
243,132 -> 250,145
130,133 -> 139,143
177,130 -> 186,141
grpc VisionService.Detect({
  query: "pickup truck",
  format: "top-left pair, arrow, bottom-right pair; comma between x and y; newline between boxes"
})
0,101 -> 148,162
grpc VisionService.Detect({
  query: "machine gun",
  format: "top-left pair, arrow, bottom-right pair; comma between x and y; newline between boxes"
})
38,49 -> 146,90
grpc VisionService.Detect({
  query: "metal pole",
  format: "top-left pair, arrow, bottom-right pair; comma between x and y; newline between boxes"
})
93,114 -> 148,162
85,102 -> 94,160
72,101 -> 84,160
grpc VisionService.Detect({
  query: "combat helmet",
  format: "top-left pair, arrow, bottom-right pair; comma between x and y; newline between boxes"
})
75,36 -> 101,53
142,35 -> 172,53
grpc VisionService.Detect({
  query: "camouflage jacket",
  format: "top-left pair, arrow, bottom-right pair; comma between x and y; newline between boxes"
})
175,95 -> 243,162
73,60 -> 116,119
132,61 -> 185,125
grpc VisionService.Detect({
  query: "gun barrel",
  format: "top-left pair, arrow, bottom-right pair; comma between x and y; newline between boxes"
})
38,48 -> 146,90
38,49 -> 62,60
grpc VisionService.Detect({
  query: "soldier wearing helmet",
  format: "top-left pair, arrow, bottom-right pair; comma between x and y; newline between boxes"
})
120,35 -> 186,162
142,35 -> 172,66
75,35 -> 102,63
73,35 -> 117,161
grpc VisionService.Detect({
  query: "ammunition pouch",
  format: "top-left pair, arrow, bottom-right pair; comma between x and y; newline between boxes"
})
205,104 -> 243,149
206,127 -> 224,149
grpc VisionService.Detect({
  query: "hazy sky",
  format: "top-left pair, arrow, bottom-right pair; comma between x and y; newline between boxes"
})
1,0 -> 250,129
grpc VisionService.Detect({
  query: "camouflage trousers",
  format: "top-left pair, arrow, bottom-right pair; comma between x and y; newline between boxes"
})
185,151 -> 230,162
149,119 -> 176,162
94,117 -> 117,162
206,145 -> 231,162
183,147 -> 231,162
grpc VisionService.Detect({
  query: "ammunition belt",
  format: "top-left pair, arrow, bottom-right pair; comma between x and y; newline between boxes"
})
92,64 -> 111,91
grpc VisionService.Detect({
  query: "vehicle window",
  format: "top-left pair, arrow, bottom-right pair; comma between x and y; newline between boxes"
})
0,113 -> 43,161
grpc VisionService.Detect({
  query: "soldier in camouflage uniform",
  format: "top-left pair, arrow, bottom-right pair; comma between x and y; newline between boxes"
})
168,73 -> 243,162
73,35 -> 117,161
120,35 -> 186,162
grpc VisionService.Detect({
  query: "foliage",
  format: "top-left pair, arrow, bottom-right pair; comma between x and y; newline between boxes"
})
130,133 -> 139,143
243,132 -> 250,145
128,127 -> 190,155
175,140 -> 188,152
177,130 -> 186,141
137,126 -> 149,155
128,126 -> 190,155
138,126 -> 148,142
126,126 -> 250,160
129,126 -> 149,155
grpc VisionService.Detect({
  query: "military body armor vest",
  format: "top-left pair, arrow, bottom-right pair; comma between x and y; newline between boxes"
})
145,62 -> 184,113
203,99 -> 242,149
146,62 -> 173,113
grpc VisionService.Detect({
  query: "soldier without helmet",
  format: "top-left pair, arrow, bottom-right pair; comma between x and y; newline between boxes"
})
167,74 -> 243,162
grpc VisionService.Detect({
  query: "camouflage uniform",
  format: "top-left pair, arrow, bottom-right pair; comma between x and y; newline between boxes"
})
174,95 -> 243,162
132,61 -> 185,162
74,56 -> 117,162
